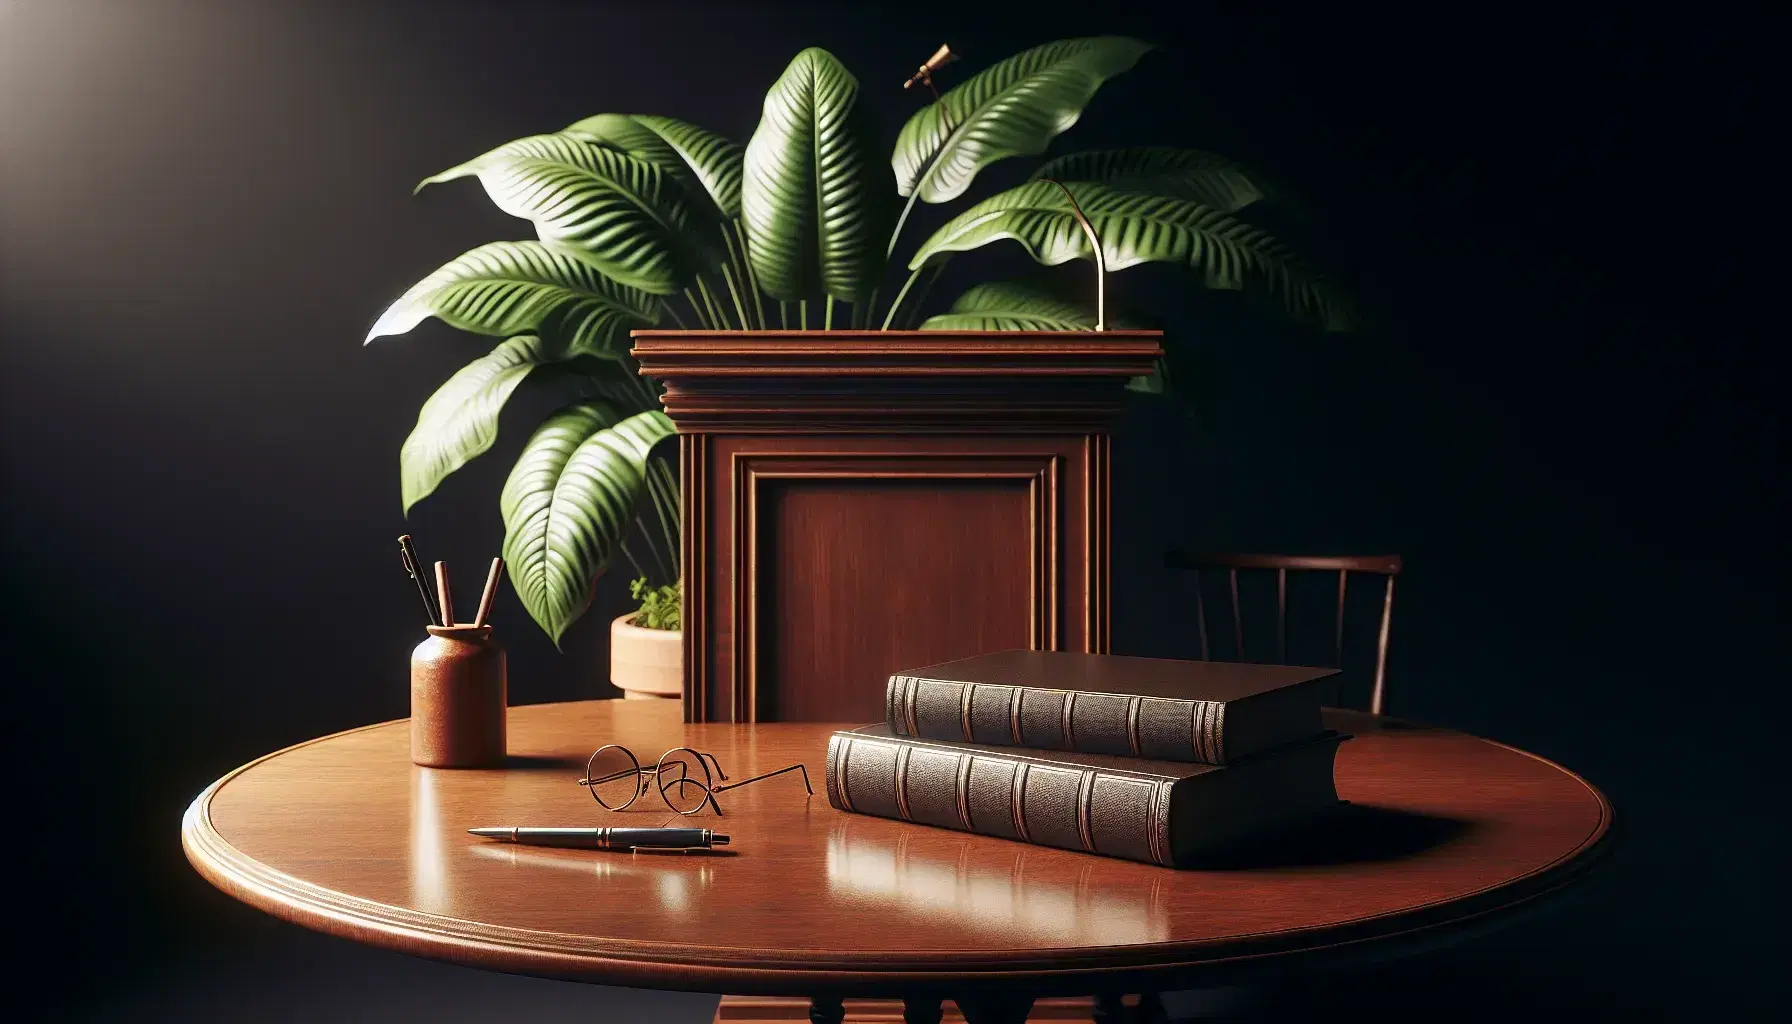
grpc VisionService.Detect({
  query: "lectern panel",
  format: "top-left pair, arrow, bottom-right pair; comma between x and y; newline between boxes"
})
635,330 -> 1159,723
753,477 -> 1040,723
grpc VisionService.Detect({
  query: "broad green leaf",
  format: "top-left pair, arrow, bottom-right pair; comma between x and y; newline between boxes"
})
892,37 -> 1151,204
431,140 -> 697,294
365,241 -> 659,357
500,405 -> 677,644
1030,147 -> 1264,212
417,133 -> 614,191
401,335 -> 551,514
566,115 -> 744,219
918,281 -> 1102,331
560,114 -> 683,166
910,182 -> 1352,331
741,47 -> 890,301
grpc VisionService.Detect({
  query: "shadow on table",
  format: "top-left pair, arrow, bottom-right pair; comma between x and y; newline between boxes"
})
1190,803 -> 1471,869
502,753 -> 590,772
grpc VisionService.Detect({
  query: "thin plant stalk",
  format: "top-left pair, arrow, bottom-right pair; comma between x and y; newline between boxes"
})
720,263 -> 752,330
646,458 -> 681,581
903,263 -> 945,329
660,299 -> 690,330
880,267 -> 926,330
641,461 -> 679,583
731,221 -> 767,330
682,288 -> 713,329
625,494 -> 672,585
719,227 -> 762,330
695,275 -> 731,330
618,538 -> 652,588
651,458 -> 680,561
887,189 -> 924,258
824,296 -> 835,330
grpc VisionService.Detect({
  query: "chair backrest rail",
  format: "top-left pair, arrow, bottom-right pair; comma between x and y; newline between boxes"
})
1167,553 -> 1402,715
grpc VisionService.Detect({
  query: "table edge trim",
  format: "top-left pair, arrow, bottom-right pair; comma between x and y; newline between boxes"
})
181,706 -> 1616,990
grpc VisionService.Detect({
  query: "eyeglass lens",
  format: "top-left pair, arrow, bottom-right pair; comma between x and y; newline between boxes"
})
657,747 -> 714,815
585,744 -> 644,810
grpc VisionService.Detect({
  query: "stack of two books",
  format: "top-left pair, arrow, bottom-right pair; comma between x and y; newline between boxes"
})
824,651 -> 1347,868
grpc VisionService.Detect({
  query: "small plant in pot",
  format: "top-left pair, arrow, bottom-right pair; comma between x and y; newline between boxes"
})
367,36 -> 1347,691
611,577 -> 681,700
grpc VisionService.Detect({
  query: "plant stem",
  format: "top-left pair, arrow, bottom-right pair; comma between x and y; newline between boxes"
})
652,457 -> 681,570
888,189 -> 924,258
660,299 -> 690,330
904,263 -> 945,329
824,296 -> 835,330
720,264 -> 752,332
858,287 -> 879,330
618,537 -> 649,584
731,221 -> 767,329
682,288 -> 712,329
799,300 -> 808,330
641,459 -> 678,583
695,275 -> 731,330
642,459 -> 680,583
778,301 -> 789,330
880,267 -> 926,330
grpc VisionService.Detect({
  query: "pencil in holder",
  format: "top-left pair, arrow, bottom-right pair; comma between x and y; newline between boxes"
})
410,623 -> 507,768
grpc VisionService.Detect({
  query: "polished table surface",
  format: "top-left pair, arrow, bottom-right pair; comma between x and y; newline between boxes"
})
183,701 -> 1612,997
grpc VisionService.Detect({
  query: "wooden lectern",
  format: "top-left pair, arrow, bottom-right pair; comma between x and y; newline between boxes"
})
631,330 -> 1163,724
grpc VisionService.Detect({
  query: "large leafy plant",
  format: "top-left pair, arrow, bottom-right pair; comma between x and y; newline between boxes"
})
368,36 -> 1348,644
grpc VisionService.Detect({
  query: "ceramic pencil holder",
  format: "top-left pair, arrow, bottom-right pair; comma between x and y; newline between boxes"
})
410,624 -> 507,768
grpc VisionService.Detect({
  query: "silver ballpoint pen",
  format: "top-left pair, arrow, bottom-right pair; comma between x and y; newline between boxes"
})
467,826 -> 728,850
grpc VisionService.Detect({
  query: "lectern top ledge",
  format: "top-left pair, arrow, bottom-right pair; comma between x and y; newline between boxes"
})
630,329 -> 1164,725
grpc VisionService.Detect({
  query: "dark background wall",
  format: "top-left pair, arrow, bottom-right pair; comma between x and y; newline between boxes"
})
2,1 -> 1782,1018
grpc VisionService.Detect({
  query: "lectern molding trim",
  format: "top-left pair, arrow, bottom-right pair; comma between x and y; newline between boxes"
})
731,451 -> 1062,722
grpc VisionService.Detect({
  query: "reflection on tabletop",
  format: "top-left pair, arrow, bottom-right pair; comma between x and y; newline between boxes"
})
825,822 -> 1171,946
409,764 -> 717,920
466,843 -> 716,914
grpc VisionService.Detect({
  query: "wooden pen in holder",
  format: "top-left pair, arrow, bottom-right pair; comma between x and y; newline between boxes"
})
411,622 -> 507,768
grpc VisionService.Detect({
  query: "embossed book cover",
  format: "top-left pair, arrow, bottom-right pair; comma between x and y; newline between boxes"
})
826,725 -> 1347,867
886,650 -> 1336,765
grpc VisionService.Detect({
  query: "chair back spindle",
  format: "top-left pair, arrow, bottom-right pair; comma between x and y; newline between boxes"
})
1164,553 -> 1403,715
1229,569 -> 1244,659
1276,567 -> 1287,664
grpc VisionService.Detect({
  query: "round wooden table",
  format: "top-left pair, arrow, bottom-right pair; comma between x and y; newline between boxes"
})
183,701 -> 1612,1023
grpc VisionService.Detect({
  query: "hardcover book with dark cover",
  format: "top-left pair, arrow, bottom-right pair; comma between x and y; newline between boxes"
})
886,650 -> 1336,765
825,725 -> 1347,867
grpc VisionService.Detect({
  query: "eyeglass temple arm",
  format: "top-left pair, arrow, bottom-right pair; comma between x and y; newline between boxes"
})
579,765 -> 651,786
695,750 -> 730,781
711,762 -> 812,795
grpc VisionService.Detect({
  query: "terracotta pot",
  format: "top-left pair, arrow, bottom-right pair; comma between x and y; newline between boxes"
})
610,613 -> 682,701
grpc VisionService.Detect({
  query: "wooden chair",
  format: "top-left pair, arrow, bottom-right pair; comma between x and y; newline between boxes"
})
1162,553 -> 1403,715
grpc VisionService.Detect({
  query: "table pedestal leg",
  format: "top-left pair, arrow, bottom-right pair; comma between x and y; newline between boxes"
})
955,995 -> 1034,1024
807,996 -> 845,1024
903,997 -> 944,1024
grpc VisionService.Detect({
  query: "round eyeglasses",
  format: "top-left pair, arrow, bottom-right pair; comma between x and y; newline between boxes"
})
579,744 -> 812,815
